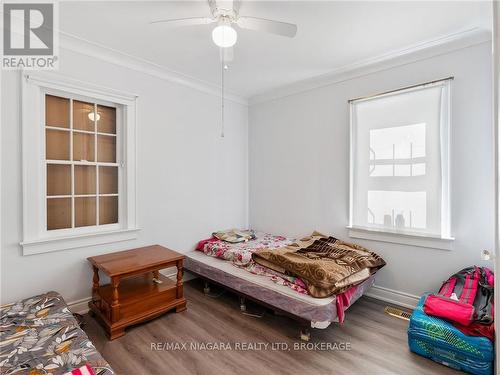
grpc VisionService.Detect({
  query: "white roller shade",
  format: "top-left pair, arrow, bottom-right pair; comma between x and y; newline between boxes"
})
349,79 -> 451,238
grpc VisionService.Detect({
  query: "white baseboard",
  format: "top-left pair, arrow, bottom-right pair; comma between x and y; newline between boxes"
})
68,296 -> 92,314
365,285 -> 420,309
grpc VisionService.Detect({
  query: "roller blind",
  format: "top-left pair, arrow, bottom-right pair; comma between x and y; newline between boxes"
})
349,79 -> 451,238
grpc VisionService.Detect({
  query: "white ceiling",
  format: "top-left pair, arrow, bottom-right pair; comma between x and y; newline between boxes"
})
60,1 -> 492,98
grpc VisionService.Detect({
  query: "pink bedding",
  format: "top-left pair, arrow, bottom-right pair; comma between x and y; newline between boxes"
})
196,232 -> 309,294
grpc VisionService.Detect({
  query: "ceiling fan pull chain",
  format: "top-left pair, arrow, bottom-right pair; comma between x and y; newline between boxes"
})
221,47 -> 225,138
149,1 -> 298,139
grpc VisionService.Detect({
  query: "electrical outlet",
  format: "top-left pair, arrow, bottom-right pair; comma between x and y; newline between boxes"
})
481,249 -> 495,261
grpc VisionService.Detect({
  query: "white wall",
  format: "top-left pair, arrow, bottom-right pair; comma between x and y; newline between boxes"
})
1,38 -> 493,309
249,42 -> 494,303
0,47 -> 248,305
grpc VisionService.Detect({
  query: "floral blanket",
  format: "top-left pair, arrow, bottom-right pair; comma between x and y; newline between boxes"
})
0,291 -> 113,375
196,232 -> 310,294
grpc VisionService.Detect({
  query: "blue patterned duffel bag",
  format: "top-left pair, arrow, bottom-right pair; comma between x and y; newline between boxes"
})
408,295 -> 494,375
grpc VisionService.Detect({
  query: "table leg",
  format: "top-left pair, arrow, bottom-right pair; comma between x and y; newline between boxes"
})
152,270 -> 162,284
175,260 -> 186,313
176,260 -> 183,299
111,278 -> 120,322
92,266 -> 100,308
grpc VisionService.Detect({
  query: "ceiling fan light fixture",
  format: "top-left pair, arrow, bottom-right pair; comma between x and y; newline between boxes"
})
212,24 -> 237,48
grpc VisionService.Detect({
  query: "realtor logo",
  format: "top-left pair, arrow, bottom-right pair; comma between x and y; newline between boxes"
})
2,1 -> 59,69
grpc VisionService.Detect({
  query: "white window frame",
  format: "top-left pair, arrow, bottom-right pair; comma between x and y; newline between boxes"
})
21,73 -> 139,255
347,78 -> 454,250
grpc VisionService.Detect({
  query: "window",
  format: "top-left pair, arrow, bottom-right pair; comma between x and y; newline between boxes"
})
349,79 -> 453,248
21,74 -> 138,255
45,95 -> 119,230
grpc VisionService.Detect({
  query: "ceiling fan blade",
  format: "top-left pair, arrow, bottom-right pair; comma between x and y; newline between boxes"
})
208,0 -> 218,17
220,46 -> 234,62
150,17 -> 214,28
233,0 -> 241,16
237,16 -> 297,38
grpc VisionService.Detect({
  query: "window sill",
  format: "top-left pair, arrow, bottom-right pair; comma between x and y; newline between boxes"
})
21,228 -> 140,256
346,226 -> 454,251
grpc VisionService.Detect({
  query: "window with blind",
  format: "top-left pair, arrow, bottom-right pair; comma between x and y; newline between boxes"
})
45,95 -> 119,230
349,79 -> 452,242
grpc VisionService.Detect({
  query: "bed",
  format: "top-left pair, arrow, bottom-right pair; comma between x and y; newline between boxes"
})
185,231 -> 381,340
0,291 -> 113,375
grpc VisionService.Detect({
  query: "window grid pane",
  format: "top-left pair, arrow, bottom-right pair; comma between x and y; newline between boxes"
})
99,196 -> 118,225
45,94 -> 119,231
73,100 -> 95,132
46,129 -> 70,160
75,197 -> 97,227
47,164 -> 71,196
73,132 -> 95,162
97,105 -> 116,134
74,165 -> 96,195
46,95 -> 70,128
47,198 -> 72,230
97,135 -> 116,163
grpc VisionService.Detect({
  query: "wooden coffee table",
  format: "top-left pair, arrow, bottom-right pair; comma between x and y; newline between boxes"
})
87,245 -> 186,339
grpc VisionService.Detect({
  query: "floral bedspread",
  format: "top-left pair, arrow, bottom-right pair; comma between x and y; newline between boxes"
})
0,291 -> 113,375
196,232 -> 309,294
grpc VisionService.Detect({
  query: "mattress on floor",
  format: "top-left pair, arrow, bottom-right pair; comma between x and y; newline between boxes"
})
0,291 -> 113,375
408,295 -> 494,375
185,250 -> 375,327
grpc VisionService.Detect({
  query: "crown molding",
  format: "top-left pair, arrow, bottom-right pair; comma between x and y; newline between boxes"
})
59,31 -> 248,106
249,27 -> 492,106
58,27 -> 491,108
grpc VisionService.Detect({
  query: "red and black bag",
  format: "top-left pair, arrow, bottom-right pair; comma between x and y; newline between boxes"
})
423,266 -> 494,339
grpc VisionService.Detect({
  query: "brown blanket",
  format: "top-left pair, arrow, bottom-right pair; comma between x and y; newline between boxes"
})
252,232 -> 386,298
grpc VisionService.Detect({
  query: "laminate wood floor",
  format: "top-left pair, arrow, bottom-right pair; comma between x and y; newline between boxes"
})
84,279 -> 460,375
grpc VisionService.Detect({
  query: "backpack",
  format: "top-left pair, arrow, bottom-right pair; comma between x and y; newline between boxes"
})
423,266 -> 494,327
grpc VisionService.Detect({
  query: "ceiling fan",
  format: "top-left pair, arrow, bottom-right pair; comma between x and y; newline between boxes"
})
151,0 -> 297,138
151,0 -> 298,50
